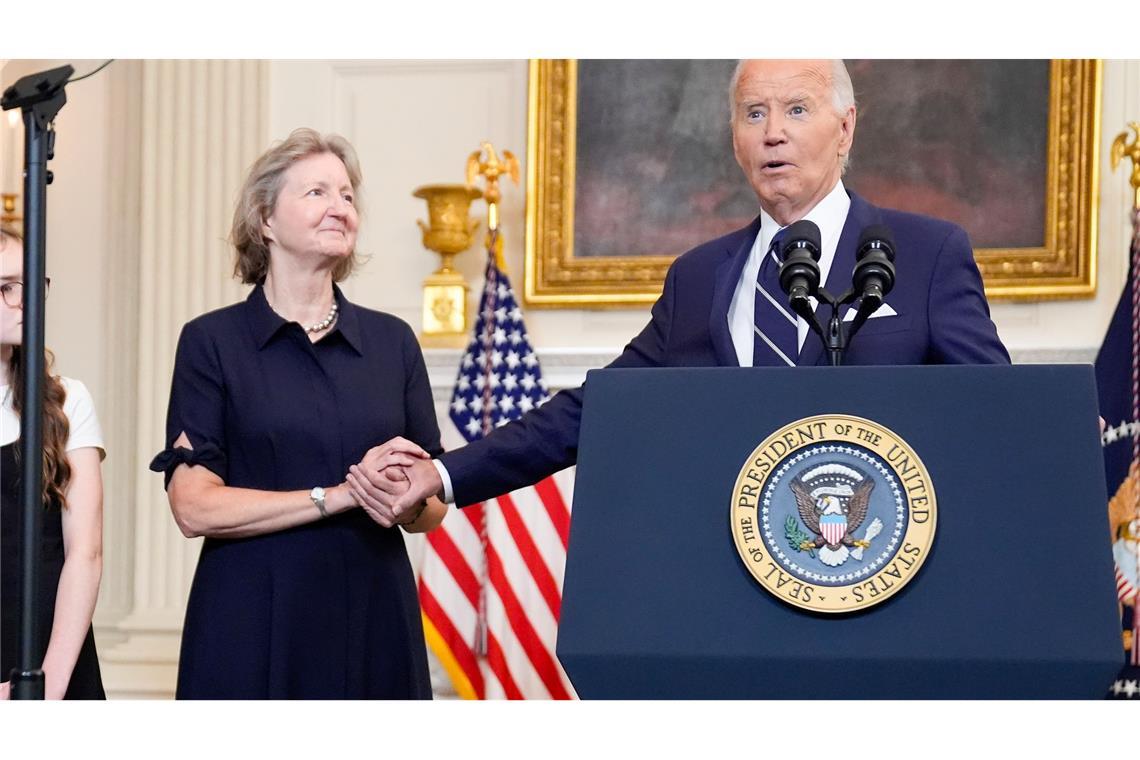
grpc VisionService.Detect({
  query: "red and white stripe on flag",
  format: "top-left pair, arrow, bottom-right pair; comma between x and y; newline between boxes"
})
420,443 -> 576,699
418,248 -> 577,699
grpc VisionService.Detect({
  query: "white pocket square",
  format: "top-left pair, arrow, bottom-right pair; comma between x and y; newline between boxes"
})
842,302 -> 898,322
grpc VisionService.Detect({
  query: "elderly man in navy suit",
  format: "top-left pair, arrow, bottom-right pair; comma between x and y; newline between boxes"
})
349,59 -> 1010,522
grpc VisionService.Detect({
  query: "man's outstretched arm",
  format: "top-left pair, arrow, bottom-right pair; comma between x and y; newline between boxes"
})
353,260 -> 682,518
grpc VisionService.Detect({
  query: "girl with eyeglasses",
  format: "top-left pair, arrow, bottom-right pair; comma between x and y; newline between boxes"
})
0,226 -> 105,699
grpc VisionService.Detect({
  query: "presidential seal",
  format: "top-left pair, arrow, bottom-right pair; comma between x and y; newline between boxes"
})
730,414 -> 936,613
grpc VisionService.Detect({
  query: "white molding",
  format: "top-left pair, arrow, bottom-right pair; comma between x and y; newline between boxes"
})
97,630 -> 181,700
1010,347 -> 1095,364
424,347 -> 619,400
425,345 -> 1098,397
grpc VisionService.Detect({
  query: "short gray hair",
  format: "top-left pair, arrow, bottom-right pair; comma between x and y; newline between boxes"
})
727,60 -> 856,170
231,127 -> 364,285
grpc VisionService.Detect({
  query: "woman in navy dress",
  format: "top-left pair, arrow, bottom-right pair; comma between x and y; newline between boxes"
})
150,129 -> 447,699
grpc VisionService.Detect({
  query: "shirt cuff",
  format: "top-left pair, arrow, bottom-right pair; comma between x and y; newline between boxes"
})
432,458 -> 455,504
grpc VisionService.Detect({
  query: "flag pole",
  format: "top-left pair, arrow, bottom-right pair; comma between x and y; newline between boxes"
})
467,141 -> 520,272
465,142 -> 520,656
1111,122 -> 1140,674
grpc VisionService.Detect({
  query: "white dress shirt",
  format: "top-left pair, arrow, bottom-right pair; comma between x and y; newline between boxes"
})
727,180 -> 850,366
433,458 -> 455,504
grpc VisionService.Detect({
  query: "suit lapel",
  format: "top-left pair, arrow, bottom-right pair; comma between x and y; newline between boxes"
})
798,191 -> 880,367
710,215 -> 762,367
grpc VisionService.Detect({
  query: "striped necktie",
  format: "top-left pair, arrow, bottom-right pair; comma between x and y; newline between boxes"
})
753,229 -> 798,367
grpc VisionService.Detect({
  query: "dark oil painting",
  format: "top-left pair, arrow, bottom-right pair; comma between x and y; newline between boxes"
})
572,60 -> 1050,258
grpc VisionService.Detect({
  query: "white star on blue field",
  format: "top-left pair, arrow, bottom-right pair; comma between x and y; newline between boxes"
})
450,259 -> 551,443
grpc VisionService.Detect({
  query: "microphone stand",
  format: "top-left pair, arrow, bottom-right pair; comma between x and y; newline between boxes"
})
793,285 -> 862,367
1,64 -> 73,701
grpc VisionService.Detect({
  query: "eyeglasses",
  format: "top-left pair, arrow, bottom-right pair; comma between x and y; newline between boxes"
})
0,278 -> 51,308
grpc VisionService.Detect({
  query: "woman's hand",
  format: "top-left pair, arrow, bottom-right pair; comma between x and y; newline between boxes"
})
357,437 -> 430,471
345,438 -> 431,527
323,483 -> 362,514
347,466 -> 410,527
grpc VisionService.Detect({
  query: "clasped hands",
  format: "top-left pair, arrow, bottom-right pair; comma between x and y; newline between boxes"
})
344,437 -> 444,528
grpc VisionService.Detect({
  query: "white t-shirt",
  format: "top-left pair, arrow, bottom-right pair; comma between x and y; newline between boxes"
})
0,376 -> 106,458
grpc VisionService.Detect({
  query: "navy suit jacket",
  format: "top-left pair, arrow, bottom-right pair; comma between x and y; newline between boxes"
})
439,191 -> 1010,506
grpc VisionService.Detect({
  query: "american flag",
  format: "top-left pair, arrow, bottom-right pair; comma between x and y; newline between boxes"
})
418,243 -> 577,699
1095,204 -> 1140,698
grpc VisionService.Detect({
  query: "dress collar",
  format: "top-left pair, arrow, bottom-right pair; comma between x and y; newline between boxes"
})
246,282 -> 363,355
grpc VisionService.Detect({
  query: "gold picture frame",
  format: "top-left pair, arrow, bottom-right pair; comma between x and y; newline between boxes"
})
524,59 -> 1101,308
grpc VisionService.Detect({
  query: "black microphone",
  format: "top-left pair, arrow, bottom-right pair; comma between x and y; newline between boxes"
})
778,220 -> 822,319
852,225 -> 896,313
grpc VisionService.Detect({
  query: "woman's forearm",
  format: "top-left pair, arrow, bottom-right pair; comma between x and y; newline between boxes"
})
45,446 -> 104,700
169,471 -> 358,539
41,552 -> 101,699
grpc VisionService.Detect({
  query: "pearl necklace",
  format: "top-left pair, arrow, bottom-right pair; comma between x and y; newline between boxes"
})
306,301 -> 339,334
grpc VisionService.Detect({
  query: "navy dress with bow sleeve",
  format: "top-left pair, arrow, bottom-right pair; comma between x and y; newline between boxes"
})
151,284 -> 440,699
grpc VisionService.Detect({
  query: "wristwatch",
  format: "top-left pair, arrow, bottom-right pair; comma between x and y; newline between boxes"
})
309,486 -> 329,518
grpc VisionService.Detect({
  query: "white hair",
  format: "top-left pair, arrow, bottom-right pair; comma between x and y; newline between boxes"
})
728,59 -> 855,118
728,60 -> 856,170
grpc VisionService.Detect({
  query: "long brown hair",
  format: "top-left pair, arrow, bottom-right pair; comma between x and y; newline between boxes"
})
1,227 -> 71,509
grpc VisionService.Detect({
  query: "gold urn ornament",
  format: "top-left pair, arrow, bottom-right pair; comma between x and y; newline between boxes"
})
413,184 -> 482,347
412,142 -> 520,348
